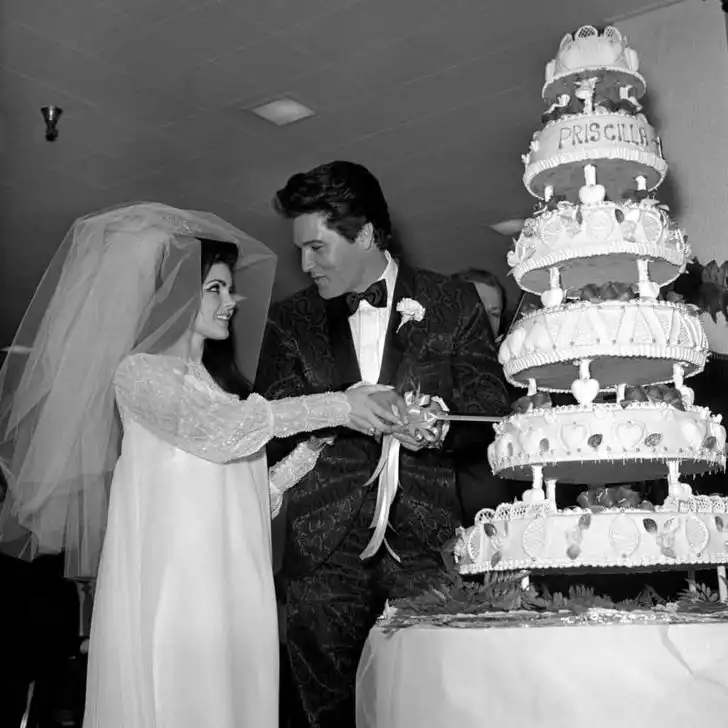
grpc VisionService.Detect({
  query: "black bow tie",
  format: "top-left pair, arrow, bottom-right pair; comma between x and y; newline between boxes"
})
344,280 -> 388,315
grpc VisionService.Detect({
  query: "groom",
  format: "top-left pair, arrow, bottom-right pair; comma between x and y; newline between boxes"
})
256,161 -> 510,727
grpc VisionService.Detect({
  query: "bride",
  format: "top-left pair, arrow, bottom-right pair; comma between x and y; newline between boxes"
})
0,203 -> 403,728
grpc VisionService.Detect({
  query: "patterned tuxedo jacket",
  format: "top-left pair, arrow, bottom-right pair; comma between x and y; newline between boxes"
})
255,264 -> 510,576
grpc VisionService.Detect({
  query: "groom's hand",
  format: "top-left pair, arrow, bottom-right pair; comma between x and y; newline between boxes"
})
392,396 -> 447,451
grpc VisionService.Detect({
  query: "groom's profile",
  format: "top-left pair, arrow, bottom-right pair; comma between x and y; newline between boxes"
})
256,161 -> 510,728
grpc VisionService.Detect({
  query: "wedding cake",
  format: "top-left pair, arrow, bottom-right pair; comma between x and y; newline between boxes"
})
454,25 -> 728,573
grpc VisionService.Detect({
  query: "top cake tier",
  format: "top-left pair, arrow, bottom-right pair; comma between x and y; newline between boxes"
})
543,26 -> 645,103
526,25 -> 665,203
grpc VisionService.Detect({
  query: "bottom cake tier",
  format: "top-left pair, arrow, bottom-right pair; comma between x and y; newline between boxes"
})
454,497 -> 728,573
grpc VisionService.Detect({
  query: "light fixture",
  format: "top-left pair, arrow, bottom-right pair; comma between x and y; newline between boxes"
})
489,219 -> 525,236
41,106 -> 63,142
251,98 -> 314,126
1,346 -> 32,355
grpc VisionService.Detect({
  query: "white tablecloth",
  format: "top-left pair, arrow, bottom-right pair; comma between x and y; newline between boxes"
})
356,621 -> 728,727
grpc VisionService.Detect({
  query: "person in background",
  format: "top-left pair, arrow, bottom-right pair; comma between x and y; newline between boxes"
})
455,268 -> 516,525
459,268 -> 509,342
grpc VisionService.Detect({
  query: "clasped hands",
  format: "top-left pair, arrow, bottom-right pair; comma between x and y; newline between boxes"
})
343,384 -> 446,451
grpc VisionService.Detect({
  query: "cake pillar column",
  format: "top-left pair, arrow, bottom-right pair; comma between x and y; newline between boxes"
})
718,567 -> 728,603
523,465 -> 545,504
637,258 -> 658,299
667,460 -> 692,500
545,478 -> 557,505
673,363 -> 694,406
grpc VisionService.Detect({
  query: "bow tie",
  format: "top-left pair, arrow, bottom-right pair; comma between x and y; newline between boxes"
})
344,280 -> 388,315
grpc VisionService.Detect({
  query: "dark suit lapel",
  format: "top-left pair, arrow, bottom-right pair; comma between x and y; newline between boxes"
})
378,264 -> 416,386
323,296 -> 362,389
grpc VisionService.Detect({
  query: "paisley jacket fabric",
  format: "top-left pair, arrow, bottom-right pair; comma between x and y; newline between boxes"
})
255,264 -> 510,577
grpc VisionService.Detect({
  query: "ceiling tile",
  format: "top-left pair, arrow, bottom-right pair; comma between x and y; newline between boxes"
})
309,45 -> 540,143
163,36 -> 326,110
327,88 -> 538,173
274,33 -> 467,112
3,0 -> 135,54
213,38 -> 327,106
97,2 -> 266,70
2,22 -> 198,124
219,0 -> 350,32
95,0 -> 210,27
281,0 -> 447,64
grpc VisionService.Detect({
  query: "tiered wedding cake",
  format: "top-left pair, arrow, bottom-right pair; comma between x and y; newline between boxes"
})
454,26 -> 728,573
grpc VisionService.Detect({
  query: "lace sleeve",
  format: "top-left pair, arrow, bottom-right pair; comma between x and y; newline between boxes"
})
268,440 -> 322,517
114,354 -> 350,464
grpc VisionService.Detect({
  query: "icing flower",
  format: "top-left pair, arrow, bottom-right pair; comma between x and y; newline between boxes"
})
396,298 -> 425,332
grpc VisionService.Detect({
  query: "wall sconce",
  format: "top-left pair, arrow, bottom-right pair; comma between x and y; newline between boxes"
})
41,106 -> 63,142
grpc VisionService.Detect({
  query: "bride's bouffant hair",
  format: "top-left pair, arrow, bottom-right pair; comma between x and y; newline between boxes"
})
199,238 -> 251,399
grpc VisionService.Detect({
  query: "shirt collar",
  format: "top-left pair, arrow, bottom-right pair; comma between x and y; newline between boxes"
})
379,251 -> 398,306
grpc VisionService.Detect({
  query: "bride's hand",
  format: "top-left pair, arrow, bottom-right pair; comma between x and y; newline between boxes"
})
344,385 -> 407,436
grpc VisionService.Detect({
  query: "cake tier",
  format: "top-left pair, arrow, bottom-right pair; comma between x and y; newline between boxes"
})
489,403 -> 726,484
523,112 -> 666,201
499,300 -> 707,392
509,201 -> 689,295
454,499 -> 728,573
543,26 -> 645,102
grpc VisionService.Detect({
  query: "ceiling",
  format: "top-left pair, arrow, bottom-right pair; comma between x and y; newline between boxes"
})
0,0 -> 685,347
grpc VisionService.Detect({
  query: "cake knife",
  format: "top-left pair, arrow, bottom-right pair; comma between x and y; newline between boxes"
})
429,413 -> 503,423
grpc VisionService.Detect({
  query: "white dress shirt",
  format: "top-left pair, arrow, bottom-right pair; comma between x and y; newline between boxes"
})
348,252 -> 398,383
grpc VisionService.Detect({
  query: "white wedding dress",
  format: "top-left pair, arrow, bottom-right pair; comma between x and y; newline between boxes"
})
83,354 -> 348,728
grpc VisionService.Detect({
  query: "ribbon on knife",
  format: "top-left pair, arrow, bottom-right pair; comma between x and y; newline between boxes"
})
359,393 -> 504,562
359,432 -> 402,562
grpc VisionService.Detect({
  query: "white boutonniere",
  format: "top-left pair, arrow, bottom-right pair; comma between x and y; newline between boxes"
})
396,298 -> 425,332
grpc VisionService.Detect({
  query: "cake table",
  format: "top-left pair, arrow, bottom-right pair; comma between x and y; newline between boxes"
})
356,616 -> 728,728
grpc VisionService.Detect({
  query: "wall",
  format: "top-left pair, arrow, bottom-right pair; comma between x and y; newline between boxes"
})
619,0 -> 728,352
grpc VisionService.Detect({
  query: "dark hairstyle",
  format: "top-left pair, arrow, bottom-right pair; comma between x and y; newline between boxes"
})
198,238 -> 251,400
459,269 -> 508,311
459,269 -> 509,337
274,160 -> 393,250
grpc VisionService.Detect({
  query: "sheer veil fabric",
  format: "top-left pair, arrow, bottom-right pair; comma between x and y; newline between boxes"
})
0,202 -> 277,577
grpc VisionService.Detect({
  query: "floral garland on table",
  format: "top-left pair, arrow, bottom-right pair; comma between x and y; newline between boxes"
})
378,570 -> 728,634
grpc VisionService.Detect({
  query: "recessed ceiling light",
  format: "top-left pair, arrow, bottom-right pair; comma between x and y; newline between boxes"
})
251,98 -> 315,126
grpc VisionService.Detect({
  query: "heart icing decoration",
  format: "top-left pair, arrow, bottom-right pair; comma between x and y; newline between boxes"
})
520,427 -> 546,453
571,377 -> 600,405
579,183 -> 606,205
540,287 -> 564,308
615,420 -> 645,449
680,420 -> 703,448
561,422 -> 588,450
